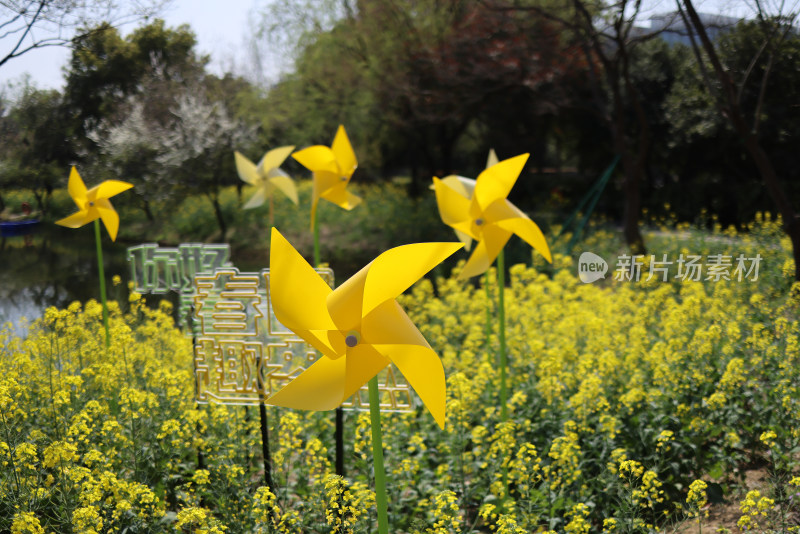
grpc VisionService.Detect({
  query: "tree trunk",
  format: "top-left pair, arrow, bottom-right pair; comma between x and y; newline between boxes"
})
743,135 -> 800,280
409,136 -> 436,199
622,160 -> 646,255
610,77 -> 647,255
209,194 -> 227,241
142,199 -> 155,222
32,190 -> 46,215
619,142 -> 647,255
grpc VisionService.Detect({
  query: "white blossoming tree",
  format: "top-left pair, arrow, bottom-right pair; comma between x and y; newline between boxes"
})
157,89 -> 255,239
89,69 -> 256,238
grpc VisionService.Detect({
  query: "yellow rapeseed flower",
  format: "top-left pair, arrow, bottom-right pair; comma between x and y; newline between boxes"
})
11,512 -> 44,534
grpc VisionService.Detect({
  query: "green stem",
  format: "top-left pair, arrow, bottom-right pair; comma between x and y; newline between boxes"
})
312,211 -> 346,476
485,270 -> 492,348
0,411 -> 22,495
368,376 -> 389,534
313,211 -> 321,268
94,219 -> 110,349
496,250 -> 510,507
497,249 -> 507,421
269,194 -> 274,228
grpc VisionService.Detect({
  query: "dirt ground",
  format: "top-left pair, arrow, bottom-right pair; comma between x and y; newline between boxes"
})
676,469 -> 768,533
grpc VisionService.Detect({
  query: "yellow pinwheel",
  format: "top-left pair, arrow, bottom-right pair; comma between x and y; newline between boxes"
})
292,125 -> 361,230
432,149 -> 499,252
267,228 -> 462,429
55,166 -> 133,241
433,153 -> 551,279
234,146 -> 298,209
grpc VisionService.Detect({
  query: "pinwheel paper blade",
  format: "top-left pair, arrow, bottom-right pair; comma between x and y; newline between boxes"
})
331,125 -> 357,177
55,212 -> 92,228
235,152 -> 260,185
292,146 -> 340,174
96,202 -> 121,241
67,167 -> 87,205
268,173 -> 299,205
96,180 -> 133,199
472,153 -> 528,217
260,145 -> 295,172
459,225 -> 512,280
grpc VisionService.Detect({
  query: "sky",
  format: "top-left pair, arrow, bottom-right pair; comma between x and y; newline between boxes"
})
1,0 -> 262,91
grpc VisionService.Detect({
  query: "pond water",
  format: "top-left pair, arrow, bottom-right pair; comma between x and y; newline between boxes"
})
0,219 -> 537,337
0,221 -> 284,337
0,224 -> 137,335
0,223 -> 267,336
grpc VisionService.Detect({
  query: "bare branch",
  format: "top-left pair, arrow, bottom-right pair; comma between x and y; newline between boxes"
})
737,38 -> 768,105
0,22 -> 28,41
0,9 -> 22,32
752,49 -> 774,134
675,2 -> 723,105
1,0 -> 44,68
0,0 -> 171,69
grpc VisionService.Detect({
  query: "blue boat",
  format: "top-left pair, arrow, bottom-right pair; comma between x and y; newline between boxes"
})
0,219 -> 41,237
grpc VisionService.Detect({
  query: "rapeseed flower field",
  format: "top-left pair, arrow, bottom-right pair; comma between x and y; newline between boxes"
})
2,214 -> 799,533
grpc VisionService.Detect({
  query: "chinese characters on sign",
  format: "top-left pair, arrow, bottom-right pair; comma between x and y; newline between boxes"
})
125,244 -> 414,412
193,267 -> 309,406
613,254 -> 762,282
192,267 -> 413,411
127,243 -> 233,329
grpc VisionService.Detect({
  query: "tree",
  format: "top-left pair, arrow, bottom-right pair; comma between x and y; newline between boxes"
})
89,72 -> 257,238
61,18 -> 256,237
0,17 -> 213,224
499,0 -> 683,254
87,86 -> 172,222
625,38 -> 684,219
63,19 -> 207,147
0,0 -> 169,69
361,1 -> 587,194
157,85 -> 256,240
677,0 -> 800,280
255,0 -> 589,198
0,83 -> 69,214
664,25 -> 800,224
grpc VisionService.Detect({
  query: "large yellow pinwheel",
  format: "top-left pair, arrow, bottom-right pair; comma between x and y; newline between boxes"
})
291,125 -> 361,230
433,153 -> 551,279
55,167 -> 133,241
267,228 -> 462,429
234,146 -> 298,209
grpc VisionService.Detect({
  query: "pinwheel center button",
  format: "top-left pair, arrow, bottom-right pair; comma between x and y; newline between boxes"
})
344,330 -> 361,347
475,218 -> 484,226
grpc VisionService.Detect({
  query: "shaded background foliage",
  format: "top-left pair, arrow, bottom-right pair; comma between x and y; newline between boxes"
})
1,0 -> 799,252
